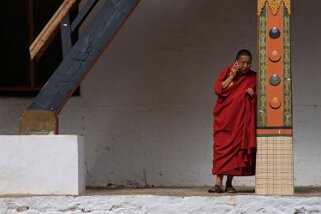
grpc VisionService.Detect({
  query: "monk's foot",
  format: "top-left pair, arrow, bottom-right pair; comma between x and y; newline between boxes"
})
225,185 -> 237,193
208,185 -> 224,193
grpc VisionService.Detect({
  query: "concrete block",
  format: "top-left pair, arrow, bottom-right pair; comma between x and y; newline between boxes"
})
0,135 -> 85,195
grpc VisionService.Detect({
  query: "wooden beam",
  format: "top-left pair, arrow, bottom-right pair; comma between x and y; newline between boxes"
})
60,14 -> 72,57
29,0 -> 77,60
70,0 -> 98,33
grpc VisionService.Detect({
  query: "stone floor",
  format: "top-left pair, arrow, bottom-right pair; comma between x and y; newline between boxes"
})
2,186 -> 320,198
84,186 -> 321,197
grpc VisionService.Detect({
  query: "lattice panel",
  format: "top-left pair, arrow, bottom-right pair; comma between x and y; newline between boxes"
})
256,136 -> 294,195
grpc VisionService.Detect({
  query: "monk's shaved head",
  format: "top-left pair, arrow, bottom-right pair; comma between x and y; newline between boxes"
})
236,50 -> 252,61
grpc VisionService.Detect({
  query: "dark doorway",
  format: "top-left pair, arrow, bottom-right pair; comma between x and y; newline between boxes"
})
0,0 -> 72,96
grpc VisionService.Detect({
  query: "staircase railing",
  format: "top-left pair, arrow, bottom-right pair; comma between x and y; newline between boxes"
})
30,0 -> 102,61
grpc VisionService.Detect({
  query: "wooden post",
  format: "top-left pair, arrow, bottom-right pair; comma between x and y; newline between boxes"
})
60,14 -> 72,57
19,110 -> 58,135
256,0 -> 294,195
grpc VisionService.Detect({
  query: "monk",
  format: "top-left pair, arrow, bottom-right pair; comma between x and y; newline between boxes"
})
208,50 -> 257,193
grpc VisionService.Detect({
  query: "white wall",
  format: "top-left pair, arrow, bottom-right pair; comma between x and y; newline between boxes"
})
0,0 -> 320,187
1,195 -> 321,213
291,0 -> 321,186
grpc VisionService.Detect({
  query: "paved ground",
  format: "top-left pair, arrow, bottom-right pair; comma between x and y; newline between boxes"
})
1,186 -> 320,198
84,186 -> 321,197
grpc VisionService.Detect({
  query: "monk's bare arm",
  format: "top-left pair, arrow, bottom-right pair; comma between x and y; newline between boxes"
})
222,76 -> 234,90
221,63 -> 239,90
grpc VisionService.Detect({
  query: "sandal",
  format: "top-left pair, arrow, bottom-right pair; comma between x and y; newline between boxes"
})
225,185 -> 237,193
208,185 -> 224,193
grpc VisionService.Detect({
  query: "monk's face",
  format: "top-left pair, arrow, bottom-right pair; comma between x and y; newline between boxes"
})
237,55 -> 251,74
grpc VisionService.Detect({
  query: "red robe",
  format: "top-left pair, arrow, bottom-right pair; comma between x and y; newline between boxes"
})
212,66 -> 257,176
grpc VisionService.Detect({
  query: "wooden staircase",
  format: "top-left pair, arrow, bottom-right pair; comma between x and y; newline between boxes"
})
20,0 -> 141,134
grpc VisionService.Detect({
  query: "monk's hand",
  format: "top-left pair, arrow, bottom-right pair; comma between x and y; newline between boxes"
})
246,88 -> 255,97
229,61 -> 240,79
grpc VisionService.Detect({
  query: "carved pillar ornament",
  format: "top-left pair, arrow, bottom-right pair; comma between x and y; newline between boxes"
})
258,0 -> 291,15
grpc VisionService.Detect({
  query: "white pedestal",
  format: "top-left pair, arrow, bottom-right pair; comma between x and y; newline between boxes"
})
0,135 -> 85,196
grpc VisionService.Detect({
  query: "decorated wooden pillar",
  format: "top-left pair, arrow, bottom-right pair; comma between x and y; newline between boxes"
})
256,0 -> 293,195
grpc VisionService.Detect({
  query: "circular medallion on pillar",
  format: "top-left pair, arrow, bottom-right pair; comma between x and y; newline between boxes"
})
269,74 -> 281,86
269,50 -> 281,62
270,97 -> 281,109
269,27 -> 281,39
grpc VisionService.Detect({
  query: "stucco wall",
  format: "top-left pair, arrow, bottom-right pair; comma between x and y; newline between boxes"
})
0,0 -> 320,187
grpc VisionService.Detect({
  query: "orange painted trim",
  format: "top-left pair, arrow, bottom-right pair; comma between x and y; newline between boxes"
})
257,129 -> 292,135
266,3 -> 284,127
